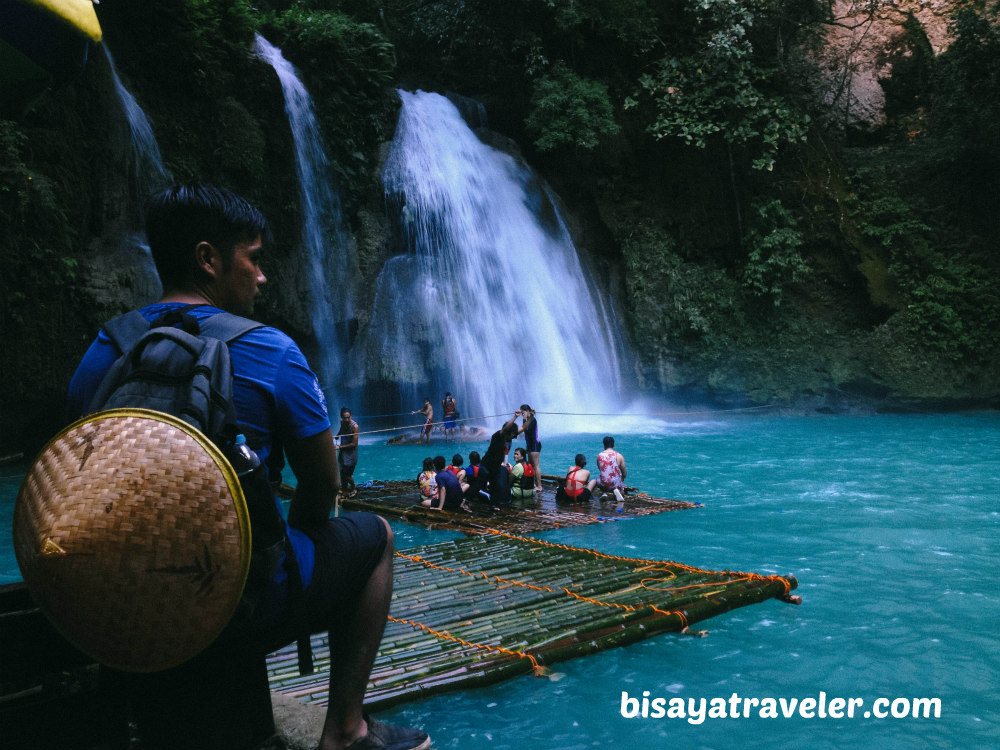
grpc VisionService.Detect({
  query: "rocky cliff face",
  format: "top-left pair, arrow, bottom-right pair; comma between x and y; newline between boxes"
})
809,0 -> 958,130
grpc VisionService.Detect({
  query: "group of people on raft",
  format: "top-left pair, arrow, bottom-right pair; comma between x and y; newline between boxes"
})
416,406 -> 628,512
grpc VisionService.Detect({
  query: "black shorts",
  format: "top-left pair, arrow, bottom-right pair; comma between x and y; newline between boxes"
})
239,512 -> 388,654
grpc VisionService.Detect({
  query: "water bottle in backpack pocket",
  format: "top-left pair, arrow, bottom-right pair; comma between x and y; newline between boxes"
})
228,434 -> 286,615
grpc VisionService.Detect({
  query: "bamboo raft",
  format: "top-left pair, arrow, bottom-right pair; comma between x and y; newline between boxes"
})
330,474 -> 701,534
267,530 -> 799,710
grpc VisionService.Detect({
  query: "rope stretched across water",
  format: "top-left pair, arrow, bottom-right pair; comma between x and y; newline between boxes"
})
347,404 -> 776,439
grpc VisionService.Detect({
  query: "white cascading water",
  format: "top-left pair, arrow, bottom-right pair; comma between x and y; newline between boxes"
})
254,34 -> 357,391
104,47 -> 171,204
103,47 -> 170,303
369,89 -> 627,432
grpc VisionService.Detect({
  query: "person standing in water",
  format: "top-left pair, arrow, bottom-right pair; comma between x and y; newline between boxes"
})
441,391 -> 458,442
518,405 -> 542,494
412,398 -> 433,443
336,407 -> 359,498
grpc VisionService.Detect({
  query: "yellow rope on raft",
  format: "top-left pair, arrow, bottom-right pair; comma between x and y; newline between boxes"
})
474,529 -> 794,598
386,615 -> 549,676
393,544 -> 696,646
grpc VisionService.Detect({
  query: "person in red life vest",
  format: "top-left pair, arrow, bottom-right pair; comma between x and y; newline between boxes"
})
446,454 -> 465,482
441,392 -> 458,442
556,454 -> 598,504
509,447 -> 536,503
412,398 -> 433,443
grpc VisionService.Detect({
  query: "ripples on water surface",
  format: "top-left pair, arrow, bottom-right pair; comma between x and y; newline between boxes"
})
2,414 -> 997,749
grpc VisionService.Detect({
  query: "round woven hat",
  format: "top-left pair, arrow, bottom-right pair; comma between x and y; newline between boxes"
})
13,408 -> 251,673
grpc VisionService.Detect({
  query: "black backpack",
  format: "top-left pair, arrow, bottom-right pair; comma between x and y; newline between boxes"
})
85,304 -> 291,621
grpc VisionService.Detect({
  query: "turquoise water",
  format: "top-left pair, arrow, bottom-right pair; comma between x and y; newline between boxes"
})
3,414 -> 998,749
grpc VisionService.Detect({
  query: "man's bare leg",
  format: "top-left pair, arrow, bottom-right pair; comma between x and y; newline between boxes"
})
318,518 -> 394,750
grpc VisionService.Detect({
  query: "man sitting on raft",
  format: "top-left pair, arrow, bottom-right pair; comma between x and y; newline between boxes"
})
596,435 -> 627,504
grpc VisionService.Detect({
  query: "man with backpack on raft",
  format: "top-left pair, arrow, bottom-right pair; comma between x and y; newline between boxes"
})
66,183 -> 430,750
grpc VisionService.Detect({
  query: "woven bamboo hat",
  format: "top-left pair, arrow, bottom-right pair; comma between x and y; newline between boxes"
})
13,408 -> 251,673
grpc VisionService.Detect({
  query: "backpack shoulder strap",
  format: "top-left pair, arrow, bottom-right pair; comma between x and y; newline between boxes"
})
198,312 -> 266,344
102,310 -> 152,355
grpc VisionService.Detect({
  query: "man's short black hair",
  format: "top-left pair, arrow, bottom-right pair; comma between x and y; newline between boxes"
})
452,454 -> 463,466
146,183 -> 272,290
603,435 -> 615,448
468,451 -> 480,464
433,455 -> 446,471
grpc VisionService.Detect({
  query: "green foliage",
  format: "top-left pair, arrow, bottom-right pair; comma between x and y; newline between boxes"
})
0,121 -> 79,331
878,13 -> 935,135
622,223 -> 741,345
845,167 -> 997,359
269,9 -> 396,186
929,6 -> 1000,151
543,0 -> 661,53
628,0 -> 810,170
742,199 -> 808,304
924,5 -> 1000,227
525,63 -> 620,151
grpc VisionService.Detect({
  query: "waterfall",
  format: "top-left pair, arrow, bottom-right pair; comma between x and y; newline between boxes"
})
366,90 -> 628,432
104,47 -> 170,214
103,47 -> 170,304
254,34 -> 357,392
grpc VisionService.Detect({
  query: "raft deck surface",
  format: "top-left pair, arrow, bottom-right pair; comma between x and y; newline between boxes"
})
267,531 -> 797,710
334,474 -> 700,534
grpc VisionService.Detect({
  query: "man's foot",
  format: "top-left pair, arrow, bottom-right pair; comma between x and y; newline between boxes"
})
344,716 -> 430,750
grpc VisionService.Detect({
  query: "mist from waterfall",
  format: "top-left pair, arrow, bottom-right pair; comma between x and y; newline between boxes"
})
368,90 -> 628,433
254,34 -> 357,392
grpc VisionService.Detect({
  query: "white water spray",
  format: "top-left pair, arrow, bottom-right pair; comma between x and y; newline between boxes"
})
254,34 -> 357,390
368,90 -> 628,432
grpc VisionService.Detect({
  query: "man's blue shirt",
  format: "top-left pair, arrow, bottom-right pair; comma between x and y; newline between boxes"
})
67,302 -> 330,587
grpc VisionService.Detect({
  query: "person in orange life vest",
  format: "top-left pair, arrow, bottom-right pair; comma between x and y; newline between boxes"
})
509,447 -> 536,502
516,405 -> 542,493
557,454 -> 598,504
412,398 -> 433,443
417,456 -> 437,507
441,392 -> 458,442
